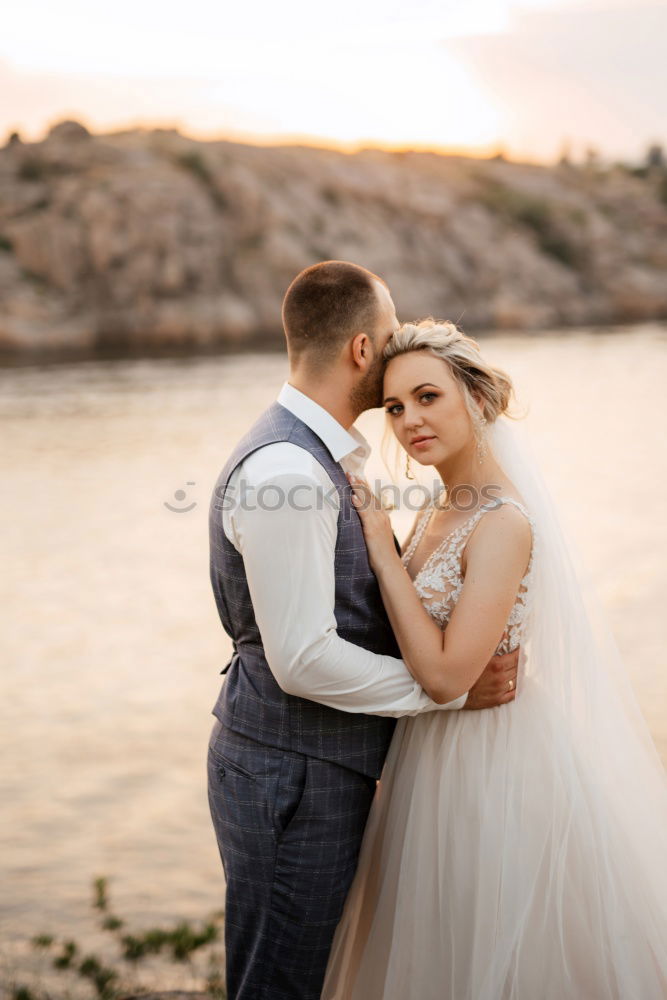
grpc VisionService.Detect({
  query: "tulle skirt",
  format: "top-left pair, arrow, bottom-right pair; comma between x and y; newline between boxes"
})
321,678 -> 667,1000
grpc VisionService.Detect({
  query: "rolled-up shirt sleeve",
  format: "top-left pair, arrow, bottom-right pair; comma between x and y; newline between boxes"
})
226,456 -> 467,717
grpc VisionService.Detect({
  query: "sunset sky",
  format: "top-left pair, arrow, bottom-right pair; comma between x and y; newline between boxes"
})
2,0 -> 665,163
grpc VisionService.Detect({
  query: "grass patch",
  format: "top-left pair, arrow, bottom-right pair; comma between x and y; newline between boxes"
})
176,152 -> 212,184
175,152 -> 229,210
18,159 -> 48,182
658,173 -> 667,207
476,177 -> 582,268
8,875 -> 227,1000
321,185 -> 342,207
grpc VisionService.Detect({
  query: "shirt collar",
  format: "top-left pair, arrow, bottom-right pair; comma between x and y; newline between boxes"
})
277,382 -> 371,464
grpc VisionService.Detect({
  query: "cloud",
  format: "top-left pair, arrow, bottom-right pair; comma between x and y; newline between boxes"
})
2,2 -> 664,160
448,2 -> 667,160
0,60 -> 276,141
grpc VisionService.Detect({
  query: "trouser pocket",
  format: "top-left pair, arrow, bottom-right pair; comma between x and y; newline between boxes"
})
272,753 -> 307,837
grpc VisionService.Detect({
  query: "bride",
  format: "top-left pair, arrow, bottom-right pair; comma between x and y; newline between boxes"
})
321,319 -> 667,999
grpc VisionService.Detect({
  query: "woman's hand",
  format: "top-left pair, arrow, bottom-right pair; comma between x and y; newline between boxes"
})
348,474 -> 401,574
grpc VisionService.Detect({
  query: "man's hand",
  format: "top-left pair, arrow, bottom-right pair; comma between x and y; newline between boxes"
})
463,636 -> 519,710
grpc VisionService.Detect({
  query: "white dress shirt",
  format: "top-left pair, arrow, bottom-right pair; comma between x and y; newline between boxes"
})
222,382 -> 468,716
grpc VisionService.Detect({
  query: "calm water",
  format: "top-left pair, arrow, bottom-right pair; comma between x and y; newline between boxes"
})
2,325 -> 667,980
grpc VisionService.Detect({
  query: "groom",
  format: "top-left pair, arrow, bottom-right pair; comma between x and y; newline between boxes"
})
207,260 -> 519,1000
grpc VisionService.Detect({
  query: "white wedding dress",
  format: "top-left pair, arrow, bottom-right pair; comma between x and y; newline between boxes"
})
321,486 -> 667,1000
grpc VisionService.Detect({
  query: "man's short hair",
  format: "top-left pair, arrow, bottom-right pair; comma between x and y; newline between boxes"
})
282,260 -> 386,369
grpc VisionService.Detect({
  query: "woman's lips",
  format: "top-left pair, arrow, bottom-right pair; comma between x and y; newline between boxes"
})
411,436 -> 436,450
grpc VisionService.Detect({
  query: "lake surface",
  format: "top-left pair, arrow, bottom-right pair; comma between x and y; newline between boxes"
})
2,324 -> 666,985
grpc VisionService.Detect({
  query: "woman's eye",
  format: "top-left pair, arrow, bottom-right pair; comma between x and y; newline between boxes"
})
385,394 -> 436,415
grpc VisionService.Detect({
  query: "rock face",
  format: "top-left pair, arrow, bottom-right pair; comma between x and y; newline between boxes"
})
1,123 -> 666,354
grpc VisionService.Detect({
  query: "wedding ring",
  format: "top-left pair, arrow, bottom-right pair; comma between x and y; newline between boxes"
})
508,678 -> 515,692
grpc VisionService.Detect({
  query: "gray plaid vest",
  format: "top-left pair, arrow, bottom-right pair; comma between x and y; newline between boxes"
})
208,401 -> 398,778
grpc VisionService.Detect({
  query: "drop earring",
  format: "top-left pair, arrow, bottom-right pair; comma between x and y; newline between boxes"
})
476,415 -> 488,465
405,453 -> 415,480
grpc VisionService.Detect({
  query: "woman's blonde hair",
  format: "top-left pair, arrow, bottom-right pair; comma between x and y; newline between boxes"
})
383,318 -> 514,426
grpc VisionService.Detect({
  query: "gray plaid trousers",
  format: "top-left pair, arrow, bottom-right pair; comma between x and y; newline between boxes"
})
208,721 -> 377,1000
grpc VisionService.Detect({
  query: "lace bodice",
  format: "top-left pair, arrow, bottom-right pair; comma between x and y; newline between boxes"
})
401,495 -> 536,655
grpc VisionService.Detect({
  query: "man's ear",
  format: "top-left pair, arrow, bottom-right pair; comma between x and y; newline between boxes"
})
351,332 -> 371,370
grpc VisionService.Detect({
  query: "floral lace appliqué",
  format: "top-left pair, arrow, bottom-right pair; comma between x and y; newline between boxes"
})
401,496 -> 536,655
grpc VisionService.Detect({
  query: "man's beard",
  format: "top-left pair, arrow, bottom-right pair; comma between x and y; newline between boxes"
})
350,353 -> 385,413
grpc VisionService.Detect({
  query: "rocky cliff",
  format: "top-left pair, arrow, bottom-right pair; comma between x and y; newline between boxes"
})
1,120 -> 666,355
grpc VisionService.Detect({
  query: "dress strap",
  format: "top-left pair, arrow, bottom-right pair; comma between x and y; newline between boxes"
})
489,496 -> 534,525
458,496 -> 535,535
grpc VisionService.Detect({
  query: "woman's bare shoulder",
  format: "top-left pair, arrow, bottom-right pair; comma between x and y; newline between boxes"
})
464,498 -> 533,574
